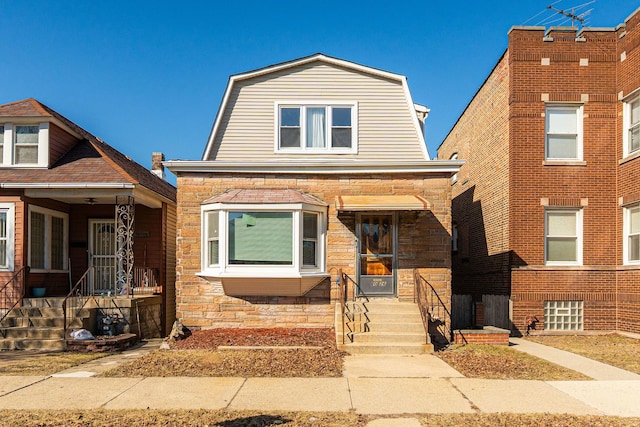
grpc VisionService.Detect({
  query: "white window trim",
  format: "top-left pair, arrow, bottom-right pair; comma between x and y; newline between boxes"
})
0,203 -> 15,271
450,153 -> 459,184
200,202 -> 326,278
623,203 -> 640,265
544,208 -> 583,266
545,104 -> 583,161
274,101 -> 358,154
28,205 -> 69,272
623,94 -> 640,158
0,122 -> 49,168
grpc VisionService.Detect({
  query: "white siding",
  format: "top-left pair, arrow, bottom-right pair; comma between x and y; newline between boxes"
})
207,62 -> 426,162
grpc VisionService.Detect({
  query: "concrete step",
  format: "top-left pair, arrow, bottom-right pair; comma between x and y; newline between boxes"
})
22,297 -> 66,308
361,312 -> 423,323
0,338 -> 65,351
362,301 -> 421,313
0,326 -> 65,340
1,317 -> 65,328
339,342 -> 433,355
364,321 -> 425,333
351,331 -> 427,344
7,307 -> 64,318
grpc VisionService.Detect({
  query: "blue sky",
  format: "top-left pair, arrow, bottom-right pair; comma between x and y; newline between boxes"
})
2,1 -> 638,184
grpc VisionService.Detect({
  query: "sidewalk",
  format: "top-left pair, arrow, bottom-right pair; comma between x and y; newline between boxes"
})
0,339 -> 639,418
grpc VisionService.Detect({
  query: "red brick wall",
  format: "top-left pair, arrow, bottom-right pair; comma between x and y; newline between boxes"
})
439,8 -> 640,336
438,51 -> 511,300
175,172 -> 452,329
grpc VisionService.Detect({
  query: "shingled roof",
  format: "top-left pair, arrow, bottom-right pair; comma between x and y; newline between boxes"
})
0,98 -> 175,202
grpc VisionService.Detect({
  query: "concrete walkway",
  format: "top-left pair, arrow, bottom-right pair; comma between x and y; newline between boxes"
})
0,339 -> 639,419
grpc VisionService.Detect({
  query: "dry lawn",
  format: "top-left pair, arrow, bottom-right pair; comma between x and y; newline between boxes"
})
0,352 -> 107,376
1,410 -> 639,427
436,344 -> 590,380
527,334 -> 640,374
102,328 -> 345,377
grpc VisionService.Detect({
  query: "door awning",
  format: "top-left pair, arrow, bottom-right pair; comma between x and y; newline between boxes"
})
335,195 -> 430,211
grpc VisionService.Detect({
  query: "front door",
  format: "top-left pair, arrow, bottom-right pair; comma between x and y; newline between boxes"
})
357,213 -> 396,296
88,219 -> 116,294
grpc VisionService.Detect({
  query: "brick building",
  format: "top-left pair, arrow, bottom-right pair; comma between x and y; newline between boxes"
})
166,54 -> 462,350
438,7 -> 640,335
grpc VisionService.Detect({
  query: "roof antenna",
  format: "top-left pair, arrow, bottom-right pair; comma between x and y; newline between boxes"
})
546,2 -> 592,30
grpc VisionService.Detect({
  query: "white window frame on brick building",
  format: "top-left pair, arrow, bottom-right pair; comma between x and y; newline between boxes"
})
624,203 -> 640,265
28,205 -> 68,272
275,102 -> 358,153
0,122 -> 50,167
544,300 -> 583,331
623,94 -> 640,158
200,203 -> 326,278
544,208 -> 582,266
545,104 -> 583,161
0,203 -> 15,271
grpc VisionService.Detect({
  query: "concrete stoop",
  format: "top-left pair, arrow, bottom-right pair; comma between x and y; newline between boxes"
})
0,297 -> 90,351
339,300 -> 432,354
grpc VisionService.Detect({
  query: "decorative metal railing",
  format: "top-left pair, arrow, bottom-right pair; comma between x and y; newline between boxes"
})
414,269 -> 452,343
132,267 -> 161,295
338,269 -> 368,344
0,266 -> 30,334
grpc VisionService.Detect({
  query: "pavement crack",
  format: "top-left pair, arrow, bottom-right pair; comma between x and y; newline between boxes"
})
346,377 -> 355,410
100,377 -> 146,408
446,378 -> 480,413
225,377 -> 247,409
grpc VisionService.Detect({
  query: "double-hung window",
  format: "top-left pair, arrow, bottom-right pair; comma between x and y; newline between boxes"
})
277,103 -> 357,152
624,203 -> 640,265
202,204 -> 326,276
545,209 -> 582,265
14,125 -> 40,164
545,105 -> 583,161
0,203 -> 15,270
29,206 -> 68,271
624,95 -> 640,157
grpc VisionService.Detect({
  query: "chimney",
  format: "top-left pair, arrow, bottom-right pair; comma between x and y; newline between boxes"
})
151,152 -> 166,180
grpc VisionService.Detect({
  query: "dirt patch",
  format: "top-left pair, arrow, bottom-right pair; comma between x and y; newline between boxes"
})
436,344 -> 590,380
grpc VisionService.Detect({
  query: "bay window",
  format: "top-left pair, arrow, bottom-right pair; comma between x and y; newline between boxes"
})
545,209 -> 582,265
201,203 -> 326,276
29,206 -> 68,271
545,105 -> 583,161
277,103 -> 357,152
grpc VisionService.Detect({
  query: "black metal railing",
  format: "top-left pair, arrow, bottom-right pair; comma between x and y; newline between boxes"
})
414,269 -> 452,343
338,269 -> 369,344
63,266 -> 96,336
0,266 -> 30,333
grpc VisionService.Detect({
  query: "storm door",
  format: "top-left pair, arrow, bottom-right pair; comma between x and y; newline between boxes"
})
88,219 -> 116,294
357,213 -> 396,296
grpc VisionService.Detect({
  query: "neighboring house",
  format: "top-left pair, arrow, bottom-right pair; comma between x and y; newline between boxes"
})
166,54 -> 462,351
438,7 -> 640,335
0,98 -> 177,344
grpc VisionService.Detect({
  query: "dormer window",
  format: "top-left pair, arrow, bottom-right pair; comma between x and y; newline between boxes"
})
276,103 -> 357,153
14,125 -> 39,164
0,123 -> 49,167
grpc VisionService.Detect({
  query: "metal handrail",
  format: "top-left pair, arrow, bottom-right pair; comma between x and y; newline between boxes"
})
63,266 -> 96,335
339,270 -> 369,343
0,266 -> 30,329
132,266 -> 160,295
414,269 -> 452,343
